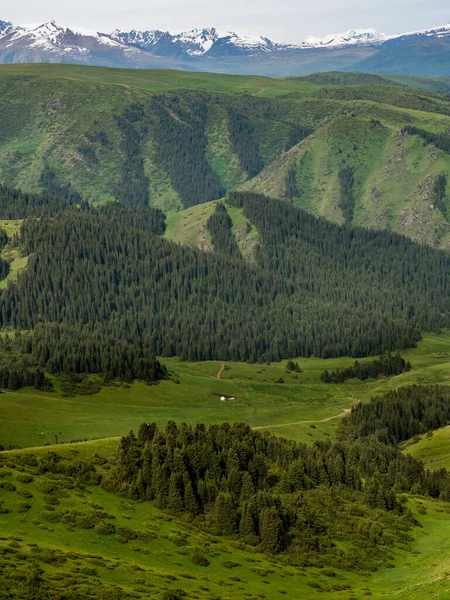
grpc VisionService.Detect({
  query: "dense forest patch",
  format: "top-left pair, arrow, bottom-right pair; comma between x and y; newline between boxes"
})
0,192 -> 450,361
103,388 -> 450,567
320,352 -> 411,383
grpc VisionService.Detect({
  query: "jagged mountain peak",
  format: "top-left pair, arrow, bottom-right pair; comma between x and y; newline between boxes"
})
111,26 -> 278,57
0,20 -> 12,37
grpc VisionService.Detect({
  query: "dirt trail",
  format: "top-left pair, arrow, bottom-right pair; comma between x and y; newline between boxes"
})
216,363 -> 226,380
253,408 -> 351,430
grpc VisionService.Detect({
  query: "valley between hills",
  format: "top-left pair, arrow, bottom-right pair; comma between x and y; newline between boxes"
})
1,64 -> 450,599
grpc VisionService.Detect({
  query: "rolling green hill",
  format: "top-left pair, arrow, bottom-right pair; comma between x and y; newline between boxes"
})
242,98 -> 450,247
2,64 -> 450,245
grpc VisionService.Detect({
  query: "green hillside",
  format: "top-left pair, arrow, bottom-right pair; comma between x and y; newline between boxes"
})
287,71 -> 450,94
1,65 -> 450,244
3,376 -> 450,599
243,99 -> 450,247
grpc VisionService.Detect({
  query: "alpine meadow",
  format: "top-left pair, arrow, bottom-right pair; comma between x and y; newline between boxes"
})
2,49 -> 450,600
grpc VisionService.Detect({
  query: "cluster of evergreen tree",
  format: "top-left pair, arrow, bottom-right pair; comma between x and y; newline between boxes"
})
77,142 -> 98,164
103,414 -> 448,567
0,336 -> 52,391
434,174 -> 448,219
338,167 -> 355,224
320,352 -> 411,383
339,385 -> 450,446
227,107 -> 264,178
207,203 -> 241,258
12,324 -> 167,383
0,363 -> 52,392
40,169 -> 83,203
85,130 -> 110,147
0,227 -> 9,282
0,204 -> 415,360
285,166 -> 300,199
286,360 -> 301,373
283,124 -> 312,151
150,94 -> 225,208
0,184 -> 86,219
0,208 -> 309,361
114,102 -> 150,206
96,201 -> 166,235
402,126 -> 450,154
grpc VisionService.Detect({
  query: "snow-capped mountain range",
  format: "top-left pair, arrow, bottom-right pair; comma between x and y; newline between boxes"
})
110,27 -> 289,58
0,19 -> 450,75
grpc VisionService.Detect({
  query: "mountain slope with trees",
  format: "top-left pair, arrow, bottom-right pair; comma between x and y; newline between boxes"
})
0,190 -> 449,363
2,65 -> 450,245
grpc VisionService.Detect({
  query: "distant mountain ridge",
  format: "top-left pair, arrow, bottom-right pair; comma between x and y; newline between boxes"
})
110,27 -> 290,59
1,19 -> 450,75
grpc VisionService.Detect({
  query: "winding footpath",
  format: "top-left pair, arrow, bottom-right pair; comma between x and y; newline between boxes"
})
253,408 -> 351,430
216,362 -> 226,380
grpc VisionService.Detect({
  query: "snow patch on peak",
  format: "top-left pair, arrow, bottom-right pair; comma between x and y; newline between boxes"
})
301,28 -> 390,49
8,20 -> 124,50
172,28 -> 226,55
0,20 -> 12,38
397,22 -> 450,39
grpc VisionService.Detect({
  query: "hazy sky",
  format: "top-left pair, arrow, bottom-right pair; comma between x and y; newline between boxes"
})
4,0 -> 450,43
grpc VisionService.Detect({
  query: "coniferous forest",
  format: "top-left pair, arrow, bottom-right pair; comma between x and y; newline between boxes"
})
1,187 -> 450,365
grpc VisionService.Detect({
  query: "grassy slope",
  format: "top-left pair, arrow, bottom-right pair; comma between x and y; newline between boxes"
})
164,201 -> 260,260
0,64 -> 314,96
0,449 -> 338,600
1,332 -> 450,450
244,100 -> 450,247
0,66 -> 318,213
287,71 -> 450,94
0,219 -> 27,289
2,423 -> 450,598
403,427 -> 450,470
2,65 -> 450,244
164,201 -> 217,250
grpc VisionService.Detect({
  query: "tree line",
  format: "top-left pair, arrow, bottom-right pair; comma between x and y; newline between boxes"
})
114,102 -> 150,207
0,183 -> 87,219
227,107 -> 264,178
339,385 -> 450,445
320,352 -> 411,383
228,192 -> 450,357
13,324 -> 167,384
150,94 -> 225,208
338,167 -> 355,224
434,174 -> 448,219
0,335 -> 53,392
402,126 -> 450,154
0,322 -> 167,393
